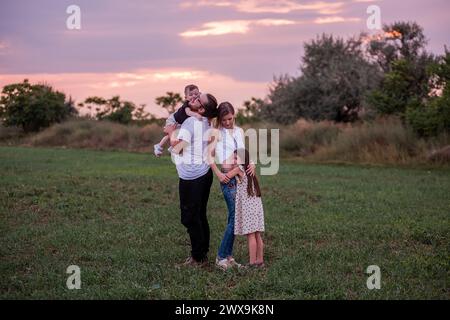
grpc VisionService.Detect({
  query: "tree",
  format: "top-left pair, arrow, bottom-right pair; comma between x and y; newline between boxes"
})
262,34 -> 381,124
0,79 -> 77,132
81,96 -> 135,124
367,22 -> 436,117
236,97 -> 264,124
155,92 -> 183,114
133,104 -> 152,121
405,49 -> 450,136
260,75 -> 302,124
367,21 -> 428,73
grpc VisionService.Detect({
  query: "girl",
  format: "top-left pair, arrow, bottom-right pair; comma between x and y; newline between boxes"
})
233,148 -> 265,268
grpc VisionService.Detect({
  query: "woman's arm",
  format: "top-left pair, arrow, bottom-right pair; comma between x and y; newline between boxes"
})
210,160 -> 230,184
246,163 -> 256,176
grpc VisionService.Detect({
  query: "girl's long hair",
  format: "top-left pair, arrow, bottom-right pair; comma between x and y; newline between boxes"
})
238,148 -> 261,197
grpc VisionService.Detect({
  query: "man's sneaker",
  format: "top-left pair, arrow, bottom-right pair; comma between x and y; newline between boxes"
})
227,257 -> 243,269
215,257 -> 230,271
154,144 -> 163,157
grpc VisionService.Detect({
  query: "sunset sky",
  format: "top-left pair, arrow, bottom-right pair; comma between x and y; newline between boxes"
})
1,0 -> 449,117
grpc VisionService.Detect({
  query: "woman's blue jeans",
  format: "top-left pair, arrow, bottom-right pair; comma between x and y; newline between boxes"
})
217,177 -> 237,259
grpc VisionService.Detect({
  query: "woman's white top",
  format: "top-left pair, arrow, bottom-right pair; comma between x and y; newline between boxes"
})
214,126 -> 245,165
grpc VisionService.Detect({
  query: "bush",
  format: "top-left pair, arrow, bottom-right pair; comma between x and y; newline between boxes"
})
405,99 -> 447,137
310,117 -> 421,164
29,118 -> 162,152
0,124 -> 24,143
280,119 -> 342,156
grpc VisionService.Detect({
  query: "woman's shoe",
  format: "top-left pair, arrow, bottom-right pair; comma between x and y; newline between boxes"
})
215,257 -> 230,271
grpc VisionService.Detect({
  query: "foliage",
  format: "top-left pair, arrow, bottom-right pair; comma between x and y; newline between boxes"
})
262,34 -> 382,124
80,96 -> 136,124
367,21 -> 429,72
155,92 -> 183,114
236,97 -> 264,125
0,79 -> 77,132
405,50 -> 450,136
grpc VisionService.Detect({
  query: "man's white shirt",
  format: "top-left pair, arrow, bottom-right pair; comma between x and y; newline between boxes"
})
173,117 -> 210,180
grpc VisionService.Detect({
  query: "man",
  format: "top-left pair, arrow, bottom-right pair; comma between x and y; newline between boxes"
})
165,93 -> 218,266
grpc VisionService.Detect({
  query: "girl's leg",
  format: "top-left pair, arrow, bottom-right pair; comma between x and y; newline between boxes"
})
247,233 -> 257,264
255,232 -> 264,264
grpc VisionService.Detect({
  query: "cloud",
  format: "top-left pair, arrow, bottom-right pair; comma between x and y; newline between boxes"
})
314,16 -> 361,24
181,0 -> 346,15
180,15 -> 362,38
352,0 -> 379,3
180,19 -> 296,38
180,21 -> 251,37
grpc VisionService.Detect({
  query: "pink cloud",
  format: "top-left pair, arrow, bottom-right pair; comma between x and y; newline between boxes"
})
181,0 -> 346,15
180,19 -> 296,38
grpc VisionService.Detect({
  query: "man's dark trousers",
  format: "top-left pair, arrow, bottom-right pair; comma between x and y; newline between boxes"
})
179,168 -> 213,262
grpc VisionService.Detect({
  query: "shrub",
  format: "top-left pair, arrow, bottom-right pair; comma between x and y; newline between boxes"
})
29,118 -> 162,152
310,117 -> 420,164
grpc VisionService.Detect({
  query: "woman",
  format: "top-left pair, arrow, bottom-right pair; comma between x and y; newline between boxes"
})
207,101 -> 255,270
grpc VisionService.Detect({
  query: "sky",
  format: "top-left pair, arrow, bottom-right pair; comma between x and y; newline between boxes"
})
1,0 -> 449,117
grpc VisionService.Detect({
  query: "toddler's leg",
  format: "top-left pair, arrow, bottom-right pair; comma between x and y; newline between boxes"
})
247,233 -> 257,265
255,232 -> 264,264
159,134 -> 169,147
154,134 -> 168,157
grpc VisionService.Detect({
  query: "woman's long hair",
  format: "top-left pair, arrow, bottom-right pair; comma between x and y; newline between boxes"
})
237,148 -> 261,197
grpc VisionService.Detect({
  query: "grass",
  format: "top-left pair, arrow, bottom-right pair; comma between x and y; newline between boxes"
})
0,146 -> 449,299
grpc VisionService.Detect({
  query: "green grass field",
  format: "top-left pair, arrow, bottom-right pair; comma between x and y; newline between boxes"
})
0,146 -> 449,299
